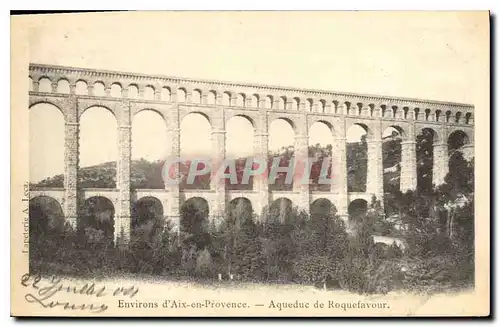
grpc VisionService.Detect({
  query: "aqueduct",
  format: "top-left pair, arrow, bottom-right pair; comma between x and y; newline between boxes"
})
28,64 -> 475,243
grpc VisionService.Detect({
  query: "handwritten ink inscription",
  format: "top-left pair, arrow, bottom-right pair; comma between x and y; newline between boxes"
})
21,273 -> 139,313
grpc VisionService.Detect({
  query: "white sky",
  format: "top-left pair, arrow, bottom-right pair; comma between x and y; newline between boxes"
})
27,12 -> 486,182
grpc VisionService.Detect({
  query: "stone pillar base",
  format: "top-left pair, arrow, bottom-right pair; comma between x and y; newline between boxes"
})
296,187 -> 310,217
375,193 -> 385,210
208,214 -> 225,232
400,141 -> 417,192
335,193 -> 348,215
338,214 -> 353,234
65,216 -> 77,230
433,142 -> 449,187
166,215 -> 181,233
114,216 -> 131,246
366,139 -> 384,199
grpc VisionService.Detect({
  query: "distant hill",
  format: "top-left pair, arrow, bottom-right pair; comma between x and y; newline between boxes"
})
31,141 -> 409,191
31,159 -> 165,189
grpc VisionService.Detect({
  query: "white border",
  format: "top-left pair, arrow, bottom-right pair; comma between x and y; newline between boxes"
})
3,2 -> 497,326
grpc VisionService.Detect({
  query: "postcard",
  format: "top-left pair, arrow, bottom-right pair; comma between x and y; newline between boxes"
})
11,11 -> 490,317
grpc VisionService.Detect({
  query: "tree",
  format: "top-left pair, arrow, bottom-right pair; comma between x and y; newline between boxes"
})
347,140 -> 368,192
195,248 -> 215,278
416,131 -> 434,194
231,219 -> 265,279
180,198 -> 211,250
291,205 -> 349,285
261,204 -> 307,281
438,153 -> 474,239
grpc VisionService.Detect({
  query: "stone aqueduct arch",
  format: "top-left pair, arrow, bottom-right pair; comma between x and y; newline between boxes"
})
28,64 -> 475,243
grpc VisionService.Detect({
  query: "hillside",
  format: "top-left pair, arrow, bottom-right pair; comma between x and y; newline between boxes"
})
31,142 -> 405,191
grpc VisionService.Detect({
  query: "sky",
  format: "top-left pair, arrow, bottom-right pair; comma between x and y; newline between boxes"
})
26,11 -> 487,182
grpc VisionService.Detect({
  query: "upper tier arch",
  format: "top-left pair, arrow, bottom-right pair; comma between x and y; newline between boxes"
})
29,63 -> 474,126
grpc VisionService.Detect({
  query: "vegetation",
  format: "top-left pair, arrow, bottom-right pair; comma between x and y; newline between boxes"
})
29,138 -> 475,294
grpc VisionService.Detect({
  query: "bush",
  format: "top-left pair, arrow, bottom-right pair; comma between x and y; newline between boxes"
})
128,219 -> 181,275
337,252 -> 403,295
195,248 -> 215,278
180,244 -> 198,276
363,260 -> 403,294
293,255 -> 337,284
338,255 -> 369,293
402,254 -> 472,292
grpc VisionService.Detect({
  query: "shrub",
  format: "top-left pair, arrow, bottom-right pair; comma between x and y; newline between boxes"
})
293,255 -> 338,283
338,255 -> 368,293
363,259 -> 403,294
402,254 -> 472,292
386,242 -> 404,259
195,248 -> 215,278
181,244 -> 198,276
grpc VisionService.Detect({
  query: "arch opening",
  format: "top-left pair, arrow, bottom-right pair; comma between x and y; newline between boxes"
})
416,128 -> 437,194
79,106 -> 117,188
177,88 -> 186,102
278,96 -> 286,110
413,108 -> 420,120
226,116 -> 255,190
465,112 -> 472,124
309,121 -> 334,191
268,118 -> 296,191
264,95 -> 273,109
131,110 -> 167,189
92,82 -> 105,96
222,92 -> 231,106
267,197 -> 297,224
192,89 -> 202,104
227,197 -> 254,227
180,197 -> 210,249
57,79 -> 70,94
29,196 -> 65,235
206,91 -> 216,105
425,109 -> 432,121
38,77 -> 52,93
161,87 -> 171,101
448,130 -> 470,153
382,126 -> 403,194
75,80 -> 88,95
180,113 -> 212,190
306,99 -> 313,112
435,110 -> 443,122
448,130 -> 473,170
310,198 -> 337,217
144,86 -> 155,100
309,198 -> 340,246
79,196 -> 115,247
131,196 -> 164,241
128,84 -> 139,99
236,93 -> 246,107
251,94 -> 259,108
111,83 -> 122,98
29,103 -> 65,186
318,100 -> 326,113
348,199 -> 368,221
346,124 -> 368,192
28,196 -> 65,273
